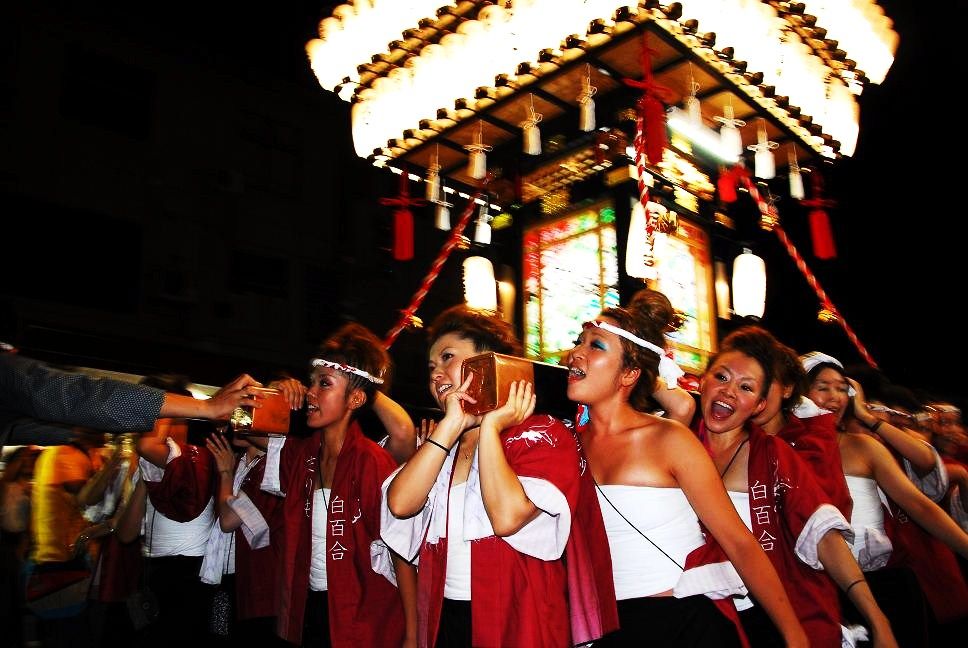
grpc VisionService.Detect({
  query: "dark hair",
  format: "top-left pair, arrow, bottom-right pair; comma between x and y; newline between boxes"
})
629,289 -> 685,332
774,343 -> 805,411
720,326 -> 798,407
599,289 -> 677,412
426,305 -> 522,356
805,361 -> 845,387
140,373 -> 192,396
314,322 -> 390,409
707,326 -> 775,398
881,384 -> 921,413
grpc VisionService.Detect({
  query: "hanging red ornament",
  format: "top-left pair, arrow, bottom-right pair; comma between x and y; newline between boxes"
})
380,171 -> 425,261
801,169 -> 837,260
623,33 -> 675,165
717,164 -> 750,204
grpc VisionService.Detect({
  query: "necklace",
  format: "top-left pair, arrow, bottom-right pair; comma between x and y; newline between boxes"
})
458,438 -> 474,462
719,438 -> 749,478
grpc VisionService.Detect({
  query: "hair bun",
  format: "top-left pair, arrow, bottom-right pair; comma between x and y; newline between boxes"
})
628,289 -> 678,334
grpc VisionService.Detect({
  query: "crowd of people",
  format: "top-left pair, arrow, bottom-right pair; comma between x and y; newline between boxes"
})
2,289 -> 968,647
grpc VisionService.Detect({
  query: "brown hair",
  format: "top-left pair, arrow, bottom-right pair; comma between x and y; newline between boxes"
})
426,305 -> 522,356
709,326 -> 776,398
600,289 -> 678,412
314,322 -> 390,409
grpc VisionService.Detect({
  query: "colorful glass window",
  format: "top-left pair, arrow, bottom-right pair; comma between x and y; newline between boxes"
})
523,201 -> 619,364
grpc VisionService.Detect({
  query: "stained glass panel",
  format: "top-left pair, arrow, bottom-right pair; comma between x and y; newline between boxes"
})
524,201 -> 618,362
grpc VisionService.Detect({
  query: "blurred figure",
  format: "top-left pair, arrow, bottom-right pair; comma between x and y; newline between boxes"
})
803,354 -> 968,646
1,446 -> 41,648
27,427 -> 122,647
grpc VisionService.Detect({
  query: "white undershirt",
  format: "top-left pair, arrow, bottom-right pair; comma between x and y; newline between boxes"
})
444,483 -> 472,600
309,488 -> 331,592
727,491 -> 755,611
597,485 -> 703,599
845,475 -> 888,565
845,476 -> 885,535
138,451 -> 214,558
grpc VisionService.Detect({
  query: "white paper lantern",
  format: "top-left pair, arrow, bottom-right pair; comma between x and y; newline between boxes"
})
463,256 -> 497,312
732,249 -> 766,319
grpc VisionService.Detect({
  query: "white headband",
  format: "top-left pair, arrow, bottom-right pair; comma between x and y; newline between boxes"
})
799,351 -> 855,396
310,358 -> 385,385
585,320 -> 685,388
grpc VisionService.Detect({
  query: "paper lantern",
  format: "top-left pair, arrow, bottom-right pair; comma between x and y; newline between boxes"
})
732,249 -> 766,318
463,256 -> 497,312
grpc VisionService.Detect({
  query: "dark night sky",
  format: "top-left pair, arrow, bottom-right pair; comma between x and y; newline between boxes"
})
8,2 -> 965,408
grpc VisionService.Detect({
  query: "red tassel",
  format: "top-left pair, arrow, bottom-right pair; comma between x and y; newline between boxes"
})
380,172 -> 424,262
623,34 -> 675,166
717,165 -> 749,204
642,94 -> 667,165
809,209 -> 837,260
718,171 -> 738,203
393,209 -> 414,261
802,169 -> 837,260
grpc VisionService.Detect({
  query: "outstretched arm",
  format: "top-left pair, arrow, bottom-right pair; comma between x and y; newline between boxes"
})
160,374 -> 263,421
849,379 -> 935,474
816,531 -> 897,648
867,436 -> 968,558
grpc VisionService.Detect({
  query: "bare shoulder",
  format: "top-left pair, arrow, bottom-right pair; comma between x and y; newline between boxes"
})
839,432 -> 883,474
841,431 -> 882,456
640,416 -> 707,464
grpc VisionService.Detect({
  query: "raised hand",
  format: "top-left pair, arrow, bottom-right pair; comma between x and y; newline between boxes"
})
268,377 -> 308,410
205,431 -> 238,477
441,373 -> 482,428
481,381 -> 536,433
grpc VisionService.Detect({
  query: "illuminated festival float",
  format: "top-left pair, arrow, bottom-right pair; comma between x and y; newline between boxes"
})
307,1 -> 897,380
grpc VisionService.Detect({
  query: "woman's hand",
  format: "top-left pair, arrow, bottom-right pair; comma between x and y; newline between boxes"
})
481,381 -> 536,433
205,432 -> 237,477
437,373 -> 482,439
269,377 -> 308,410
848,378 -> 878,427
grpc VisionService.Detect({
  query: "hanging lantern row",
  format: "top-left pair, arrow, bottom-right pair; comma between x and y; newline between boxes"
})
307,1 -> 895,167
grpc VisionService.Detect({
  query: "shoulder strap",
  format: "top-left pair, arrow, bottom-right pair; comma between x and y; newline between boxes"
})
593,480 -> 683,571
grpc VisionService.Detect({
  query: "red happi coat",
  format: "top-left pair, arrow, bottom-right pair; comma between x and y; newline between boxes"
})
883,450 -> 968,623
778,413 -> 853,520
234,455 -> 284,621
410,414 -> 616,648
270,422 -> 403,646
144,442 -> 215,522
696,422 -> 847,648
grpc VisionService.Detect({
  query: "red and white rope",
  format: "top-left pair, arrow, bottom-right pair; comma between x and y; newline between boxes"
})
384,188 -> 486,349
739,176 -> 877,368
